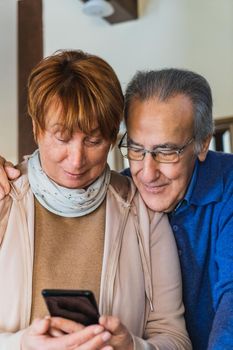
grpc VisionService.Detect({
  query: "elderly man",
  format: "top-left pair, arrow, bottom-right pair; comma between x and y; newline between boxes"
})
1,68 -> 233,350
118,69 -> 233,350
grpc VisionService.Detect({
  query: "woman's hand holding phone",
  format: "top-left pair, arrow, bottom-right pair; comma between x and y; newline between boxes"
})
21,317 -> 113,350
46,315 -> 133,350
99,315 -> 134,350
40,289 -> 133,350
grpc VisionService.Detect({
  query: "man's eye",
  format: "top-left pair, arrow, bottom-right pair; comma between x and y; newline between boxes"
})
160,150 -> 176,155
157,151 -> 178,161
129,147 -> 143,153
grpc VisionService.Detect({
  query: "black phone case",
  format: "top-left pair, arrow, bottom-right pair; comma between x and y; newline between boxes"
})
42,289 -> 99,326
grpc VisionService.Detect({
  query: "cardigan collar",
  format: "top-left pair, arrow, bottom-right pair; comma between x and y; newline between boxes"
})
183,151 -> 223,206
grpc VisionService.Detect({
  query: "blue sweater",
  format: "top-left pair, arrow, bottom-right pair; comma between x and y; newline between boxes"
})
122,151 -> 233,350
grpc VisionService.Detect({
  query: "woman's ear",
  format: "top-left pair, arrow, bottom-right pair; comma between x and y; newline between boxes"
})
32,121 -> 38,144
197,135 -> 212,162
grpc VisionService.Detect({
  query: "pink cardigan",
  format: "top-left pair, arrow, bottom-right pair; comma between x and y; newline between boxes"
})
0,162 -> 191,350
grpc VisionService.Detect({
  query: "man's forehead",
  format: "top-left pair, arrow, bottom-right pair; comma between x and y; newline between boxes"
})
127,96 -> 194,133
127,134 -> 188,149
127,94 -> 194,116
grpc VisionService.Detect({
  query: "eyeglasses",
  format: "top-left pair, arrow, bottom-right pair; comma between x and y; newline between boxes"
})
118,132 -> 194,163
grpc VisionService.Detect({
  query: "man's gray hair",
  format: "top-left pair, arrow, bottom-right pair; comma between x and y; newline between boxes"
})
124,68 -> 214,154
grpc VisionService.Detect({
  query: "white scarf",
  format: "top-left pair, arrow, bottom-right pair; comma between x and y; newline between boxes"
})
28,149 -> 111,217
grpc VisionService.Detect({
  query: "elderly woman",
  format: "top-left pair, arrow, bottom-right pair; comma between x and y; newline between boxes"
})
0,50 -> 191,350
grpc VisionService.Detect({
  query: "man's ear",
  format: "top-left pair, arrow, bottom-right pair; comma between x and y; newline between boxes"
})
197,135 -> 212,162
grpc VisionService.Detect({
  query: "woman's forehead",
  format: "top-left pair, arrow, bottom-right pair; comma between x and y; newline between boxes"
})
44,103 -> 99,132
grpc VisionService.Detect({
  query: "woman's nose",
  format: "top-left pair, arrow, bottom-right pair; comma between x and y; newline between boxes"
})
68,143 -> 86,168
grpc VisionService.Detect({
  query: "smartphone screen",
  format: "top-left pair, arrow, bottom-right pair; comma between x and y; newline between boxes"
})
42,289 -> 100,326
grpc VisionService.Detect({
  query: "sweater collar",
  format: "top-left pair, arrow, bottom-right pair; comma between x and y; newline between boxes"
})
184,151 -> 223,206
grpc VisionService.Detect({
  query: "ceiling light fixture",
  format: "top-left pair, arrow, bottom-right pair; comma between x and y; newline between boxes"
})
82,0 -> 114,18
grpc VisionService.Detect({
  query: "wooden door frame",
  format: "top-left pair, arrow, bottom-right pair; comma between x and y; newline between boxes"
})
18,0 -> 43,161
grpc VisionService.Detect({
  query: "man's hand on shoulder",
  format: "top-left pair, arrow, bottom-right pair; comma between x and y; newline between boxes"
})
0,156 -> 21,199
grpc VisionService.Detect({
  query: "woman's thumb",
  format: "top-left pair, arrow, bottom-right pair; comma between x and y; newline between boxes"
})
30,317 -> 51,335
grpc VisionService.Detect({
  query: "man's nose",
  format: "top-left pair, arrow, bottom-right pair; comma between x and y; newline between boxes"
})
141,153 -> 161,182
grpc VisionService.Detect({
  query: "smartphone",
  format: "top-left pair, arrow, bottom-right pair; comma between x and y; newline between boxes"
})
42,289 -> 100,326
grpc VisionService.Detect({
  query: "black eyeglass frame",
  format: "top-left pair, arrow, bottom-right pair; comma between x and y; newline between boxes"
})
118,132 -> 194,163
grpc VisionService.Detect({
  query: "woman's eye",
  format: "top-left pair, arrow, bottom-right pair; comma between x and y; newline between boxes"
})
85,138 -> 102,146
55,134 -> 70,143
58,138 -> 68,143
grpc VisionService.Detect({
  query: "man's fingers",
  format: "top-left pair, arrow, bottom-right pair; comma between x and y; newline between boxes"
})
0,185 -> 6,200
4,161 -> 14,168
0,156 -> 6,166
5,165 -> 21,180
0,157 -> 20,198
0,168 -> 11,195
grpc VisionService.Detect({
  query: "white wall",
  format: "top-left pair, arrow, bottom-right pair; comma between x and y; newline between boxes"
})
1,0 -> 233,163
43,0 -> 233,117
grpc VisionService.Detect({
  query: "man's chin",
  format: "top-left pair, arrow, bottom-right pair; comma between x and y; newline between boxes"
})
140,192 -> 171,212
